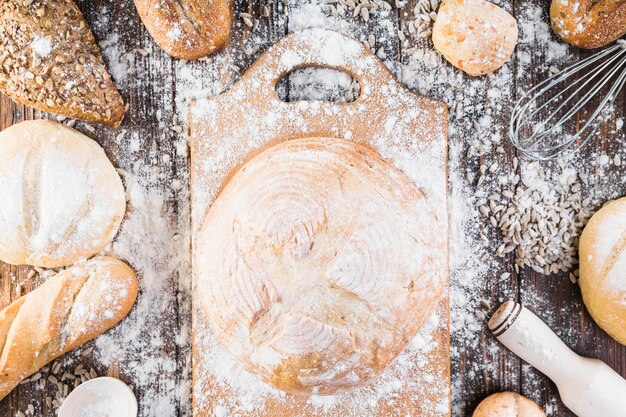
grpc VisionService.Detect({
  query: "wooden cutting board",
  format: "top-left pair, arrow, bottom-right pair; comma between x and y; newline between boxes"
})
189,28 -> 449,417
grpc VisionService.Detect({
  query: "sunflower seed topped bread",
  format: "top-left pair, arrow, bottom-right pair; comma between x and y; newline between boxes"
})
196,137 -> 445,395
551,0 -> 626,49
134,0 -> 231,60
0,257 -> 138,401
0,120 -> 126,268
0,0 -> 124,125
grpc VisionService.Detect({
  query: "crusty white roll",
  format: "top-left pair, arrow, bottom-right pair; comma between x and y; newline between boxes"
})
432,0 -> 519,76
579,197 -> 626,345
551,0 -> 626,49
134,0 -> 231,60
473,392 -> 546,417
0,120 -> 126,268
196,137 -> 446,395
0,256 -> 138,400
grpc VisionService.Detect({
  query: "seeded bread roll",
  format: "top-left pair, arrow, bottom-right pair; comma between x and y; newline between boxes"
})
551,0 -> 626,49
134,0 -> 231,60
0,257 -> 138,401
473,392 -> 546,417
579,197 -> 626,345
0,0 -> 124,125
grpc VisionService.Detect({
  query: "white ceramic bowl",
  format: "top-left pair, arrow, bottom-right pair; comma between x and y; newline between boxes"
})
58,377 -> 137,417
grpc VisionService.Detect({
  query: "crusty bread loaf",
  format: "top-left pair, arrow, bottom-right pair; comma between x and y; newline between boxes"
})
473,392 -> 546,417
0,0 -> 124,125
432,0 -> 518,76
196,137 -> 446,395
579,197 -> 626,345
551,0 -> 626,49
0,120 -> 126,268
0,256 -> 138,401
134,0 -> 231,60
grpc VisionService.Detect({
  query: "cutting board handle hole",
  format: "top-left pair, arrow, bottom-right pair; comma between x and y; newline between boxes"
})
275,67 -> 361,103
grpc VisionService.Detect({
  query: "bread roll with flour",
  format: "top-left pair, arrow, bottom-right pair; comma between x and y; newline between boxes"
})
196,137 -> 446,395
579,197 -> 626,345
0,120 -> 126,268
473,392 -> 546,417
0,257 -> 138,400
134,0 -> 231,60
550,0 -> 626,49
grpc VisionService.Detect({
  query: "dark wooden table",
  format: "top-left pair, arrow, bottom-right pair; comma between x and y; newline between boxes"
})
1,0 -> 624,416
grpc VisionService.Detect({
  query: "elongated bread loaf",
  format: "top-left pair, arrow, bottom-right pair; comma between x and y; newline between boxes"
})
551,0 -> 626,49
0,256 -> 138,400
134,0 -> 231,60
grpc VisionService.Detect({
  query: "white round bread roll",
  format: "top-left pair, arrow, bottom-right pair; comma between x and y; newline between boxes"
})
473,392 -> 546,417
579,197 -> 626,345
0,120 -> 126,268
196,137 -> 446,395
432,0 -> 518,76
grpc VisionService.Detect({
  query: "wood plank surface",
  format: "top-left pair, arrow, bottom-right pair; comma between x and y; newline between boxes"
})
0,0 -> 624,416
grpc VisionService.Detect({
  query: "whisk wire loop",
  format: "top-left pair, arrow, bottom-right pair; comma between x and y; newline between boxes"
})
510,41 -> 626,160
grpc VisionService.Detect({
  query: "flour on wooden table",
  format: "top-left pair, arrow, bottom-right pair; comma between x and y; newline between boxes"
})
13,0 -> 626,416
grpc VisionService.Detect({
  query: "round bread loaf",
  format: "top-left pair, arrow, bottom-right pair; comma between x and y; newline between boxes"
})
432,0 -> 518,76
0,120 -> 126,267
579,197 -> 626,345
473,392 -> 546,417
550,0 -> 626,49
196,137 -> 445,395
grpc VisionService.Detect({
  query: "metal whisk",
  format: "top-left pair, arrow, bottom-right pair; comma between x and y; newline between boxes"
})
510,40 -> 626,160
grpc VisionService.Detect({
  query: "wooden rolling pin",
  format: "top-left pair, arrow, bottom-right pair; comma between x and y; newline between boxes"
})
489,301 -> 626,417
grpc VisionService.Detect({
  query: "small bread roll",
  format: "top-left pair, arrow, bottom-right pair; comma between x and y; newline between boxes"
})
579,197 -> 626,345
473,392 -> 546,417
0,120 -> 126,268
196,137 -> 446,395
432,0 -> 519,76
551,0 -> 626,49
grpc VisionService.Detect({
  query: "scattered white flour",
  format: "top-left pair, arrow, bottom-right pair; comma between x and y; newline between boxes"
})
30,37 -> 52,58
11,0 -> 626,416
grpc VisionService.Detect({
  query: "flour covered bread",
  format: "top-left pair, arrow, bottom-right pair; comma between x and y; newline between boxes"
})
0,0 -> 124,125
0,120 -> 126,268
473,392 -> 546,417
0,257 -> 138,401
433,0 -> 518,76
134,0 -> 231,60
196,137 -> 446,395
551,0 -> 626,49
579,197 -> 626,345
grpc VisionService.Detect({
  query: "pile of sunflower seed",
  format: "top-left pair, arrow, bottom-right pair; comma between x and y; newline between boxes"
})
16,355 -> 99,416
478,159 -> 595,277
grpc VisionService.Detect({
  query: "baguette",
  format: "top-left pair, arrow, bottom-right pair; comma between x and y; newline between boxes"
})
0,0 -> 125,125
134,0 -> 231,60
551,0 -> 626,49
0,257 -> 138,400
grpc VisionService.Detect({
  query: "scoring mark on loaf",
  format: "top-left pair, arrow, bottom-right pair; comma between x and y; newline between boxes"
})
196,137 -> 445,396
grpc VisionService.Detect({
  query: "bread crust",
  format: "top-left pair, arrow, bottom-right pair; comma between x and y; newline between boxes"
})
0,0 -> 125,125
579,197 -> 626,345
550,0 -> 626,49
432,0 -> 518,76
0,120 -> 126,268
196,137 -> 446,395
0,256 -> 138,401
134,0 -> 231,60
473,392 -> 546,417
